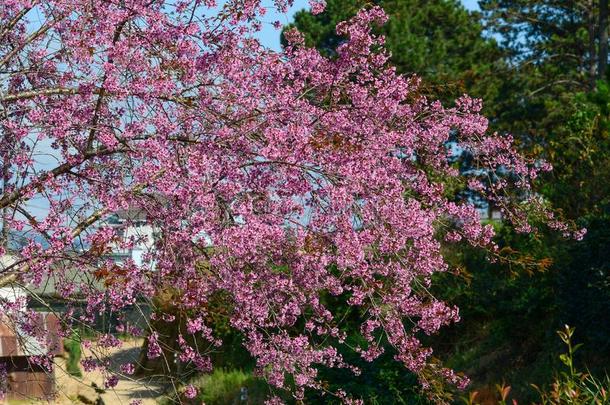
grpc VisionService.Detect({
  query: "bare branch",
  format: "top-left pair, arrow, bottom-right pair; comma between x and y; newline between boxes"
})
0,1 -> 38,41
0,87 -> 80,102
0,13 -> 65,68
0,147 -> 127,211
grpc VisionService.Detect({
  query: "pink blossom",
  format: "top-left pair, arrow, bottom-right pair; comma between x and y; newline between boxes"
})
147,332 -> 162,359
0,1 -> 577,401
105,375 -> 119,389
120,363 -> 136,375
184,384 -> 198,399
309,0 -> 326,14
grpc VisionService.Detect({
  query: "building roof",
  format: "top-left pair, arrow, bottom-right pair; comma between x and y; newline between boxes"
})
111,208 -> 148,222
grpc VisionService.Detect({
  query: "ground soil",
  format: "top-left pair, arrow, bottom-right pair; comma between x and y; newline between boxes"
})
51,339 -> 166,405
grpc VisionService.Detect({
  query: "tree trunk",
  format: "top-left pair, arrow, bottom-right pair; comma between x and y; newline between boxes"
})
589,0 -> 598,88
1,161 -> 10,250
599,0 -> 609,79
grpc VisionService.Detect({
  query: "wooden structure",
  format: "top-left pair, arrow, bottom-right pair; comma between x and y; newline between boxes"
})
0,312 -> 63,401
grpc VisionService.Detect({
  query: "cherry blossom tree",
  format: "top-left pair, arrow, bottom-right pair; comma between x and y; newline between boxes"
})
0,0 -> 582,403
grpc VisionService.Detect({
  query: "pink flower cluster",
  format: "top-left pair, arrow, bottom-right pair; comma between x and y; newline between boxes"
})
0,0 -> 583,402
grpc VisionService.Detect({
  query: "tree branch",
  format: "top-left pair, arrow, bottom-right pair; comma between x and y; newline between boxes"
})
0,2 -> 38,42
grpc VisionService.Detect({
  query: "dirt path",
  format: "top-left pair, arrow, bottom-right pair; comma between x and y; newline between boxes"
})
53,339 -> 167,405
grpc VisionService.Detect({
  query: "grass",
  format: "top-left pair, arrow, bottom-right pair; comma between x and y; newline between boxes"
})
160,368 -> 271,404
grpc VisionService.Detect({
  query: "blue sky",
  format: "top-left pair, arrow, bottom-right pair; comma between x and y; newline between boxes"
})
258,0 -> 480,50
462,0 -> 479,11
